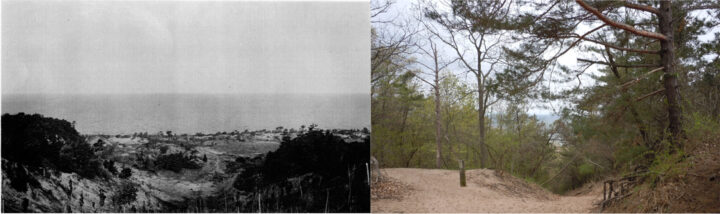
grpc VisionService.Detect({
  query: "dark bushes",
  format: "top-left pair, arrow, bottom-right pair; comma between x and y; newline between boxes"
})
1,113 -> 104,181
103,160 -> 118,175
119,168 -> 132,179
233,130 -> 370,212
113,182 -> 137,205
154,153 -> 201,172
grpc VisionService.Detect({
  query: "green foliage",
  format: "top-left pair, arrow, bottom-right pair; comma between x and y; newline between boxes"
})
371,0 -> 720,199
614,144 -> 650,170
646,149 -> 689,187
577,163 -> 595,179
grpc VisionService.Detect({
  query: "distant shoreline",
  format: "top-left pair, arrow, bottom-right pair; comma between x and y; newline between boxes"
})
2,93 -> 370,134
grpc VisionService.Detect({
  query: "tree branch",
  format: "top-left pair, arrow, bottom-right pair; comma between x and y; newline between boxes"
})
580,37 -> 660,54
636,88 -> 665,101
575,0 -> 668,41
685,3 -> 720,11
618,67 -> 664,90
623,1 -> 660,14
577,58 -> 660,68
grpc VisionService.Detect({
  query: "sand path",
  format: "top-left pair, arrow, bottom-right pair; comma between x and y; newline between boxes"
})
371,168 -> 602,213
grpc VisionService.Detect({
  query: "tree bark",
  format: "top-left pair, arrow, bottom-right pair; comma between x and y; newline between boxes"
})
658,0 -> 683,144
477,63 -> 487,169
434,80 -> 443,168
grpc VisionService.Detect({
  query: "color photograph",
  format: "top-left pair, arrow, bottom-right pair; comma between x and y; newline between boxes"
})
370,0 -> 719,213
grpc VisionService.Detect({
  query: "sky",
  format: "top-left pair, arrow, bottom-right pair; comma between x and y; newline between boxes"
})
373,0 -> 718,116
373,0 -> 577,115
2,1 -> 370,95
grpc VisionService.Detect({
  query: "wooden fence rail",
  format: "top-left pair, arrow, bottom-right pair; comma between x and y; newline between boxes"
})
600,174 -> 640,210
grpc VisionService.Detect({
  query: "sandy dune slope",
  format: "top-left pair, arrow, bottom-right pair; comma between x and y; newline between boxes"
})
371,168 -> 602,213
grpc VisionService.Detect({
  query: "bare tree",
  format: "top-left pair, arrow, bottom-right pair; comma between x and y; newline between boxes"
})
412,34 -> 458,168
418,0 -> 515,168
371,0 -> 418,88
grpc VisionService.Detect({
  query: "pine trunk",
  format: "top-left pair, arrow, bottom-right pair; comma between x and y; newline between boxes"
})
659,0 -> 683,144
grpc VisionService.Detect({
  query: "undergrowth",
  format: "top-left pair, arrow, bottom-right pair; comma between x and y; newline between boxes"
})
605,113 -> 720,212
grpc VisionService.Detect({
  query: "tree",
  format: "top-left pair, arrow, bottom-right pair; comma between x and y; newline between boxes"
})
510,0 -> 720,146
410,33 -> 458,168
233,129 -> 369,212
420,0 -> 519,168
113,182 -> 137,205
104,160 -> 118,175
371,0 -> 417,87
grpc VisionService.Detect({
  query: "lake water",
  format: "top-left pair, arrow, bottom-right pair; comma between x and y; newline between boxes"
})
2,93 -> 370,134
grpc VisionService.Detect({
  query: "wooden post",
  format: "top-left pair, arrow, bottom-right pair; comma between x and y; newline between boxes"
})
324,189 -> 329,213
459,160 -> 466,187
366,163 -> 370,184
603,181 -> 607,201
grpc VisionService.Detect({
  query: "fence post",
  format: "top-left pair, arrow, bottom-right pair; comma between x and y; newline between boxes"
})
324,189 -> 329,213
459,160 -> 466,187
366,163 -> 370,184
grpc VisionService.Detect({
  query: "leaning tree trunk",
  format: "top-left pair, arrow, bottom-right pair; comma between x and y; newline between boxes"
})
658,0 -> 683,145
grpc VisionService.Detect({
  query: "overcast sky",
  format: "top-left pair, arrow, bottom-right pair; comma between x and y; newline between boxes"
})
2,1 -> 369,95
373,1 -> 718,116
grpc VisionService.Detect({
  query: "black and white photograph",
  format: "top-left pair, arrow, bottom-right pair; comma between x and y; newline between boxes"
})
2,0 -> 370,212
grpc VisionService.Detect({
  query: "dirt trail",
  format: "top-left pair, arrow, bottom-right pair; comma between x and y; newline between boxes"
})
372,168 -> 602,213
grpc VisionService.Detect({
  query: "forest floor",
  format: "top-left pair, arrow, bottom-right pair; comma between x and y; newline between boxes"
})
371,168 -> 603,213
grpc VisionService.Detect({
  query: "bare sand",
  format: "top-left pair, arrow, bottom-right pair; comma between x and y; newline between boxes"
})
371,168 -> 603,213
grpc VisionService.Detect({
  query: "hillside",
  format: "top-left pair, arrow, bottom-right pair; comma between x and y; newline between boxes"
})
371,168 -> 603,213
1,113 -> 370,212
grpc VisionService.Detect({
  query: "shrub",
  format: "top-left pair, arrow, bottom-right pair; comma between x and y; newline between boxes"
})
159,145 -> 169,154
233,129 -> 370,212
154,153 -> 200,172
1,113 -> 103,179
119,168 -> 132,179
103,160 -> 118,175
113,182 -> 137,205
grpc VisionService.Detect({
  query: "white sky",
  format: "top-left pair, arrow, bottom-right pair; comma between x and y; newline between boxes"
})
374,0 -> 579,115
373,0 -> 718,116
2,1 -> 370,95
